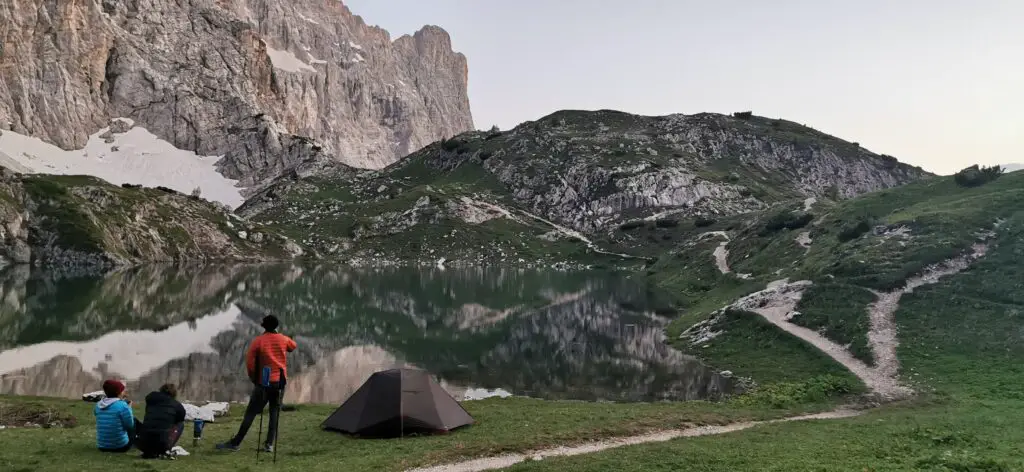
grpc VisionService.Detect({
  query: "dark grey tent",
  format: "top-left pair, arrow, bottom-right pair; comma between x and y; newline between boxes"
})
321,368 -> 474,438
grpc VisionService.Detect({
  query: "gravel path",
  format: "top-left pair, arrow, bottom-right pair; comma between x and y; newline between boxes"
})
712,242 -> 731,274
866,243 -> 989,380
698,231 -> 732,274
406,409 -> 863,472
727,280 -> 911,399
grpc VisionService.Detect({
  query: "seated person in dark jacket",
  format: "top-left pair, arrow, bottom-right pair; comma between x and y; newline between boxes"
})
137,384 -> 187,459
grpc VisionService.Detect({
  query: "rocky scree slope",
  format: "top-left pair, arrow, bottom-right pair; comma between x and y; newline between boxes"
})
239,110 -> 930,263
0,169 -> 301,267
0,0 -> 473,188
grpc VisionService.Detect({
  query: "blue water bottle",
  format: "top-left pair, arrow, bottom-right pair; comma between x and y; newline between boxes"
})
192,419 -> 204,448
261,366 -> 271,387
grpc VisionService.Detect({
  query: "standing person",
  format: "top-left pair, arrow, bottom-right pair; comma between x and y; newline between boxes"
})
137,383 -> 187,459
94,379 -> 139,453
216,315 -> 297,453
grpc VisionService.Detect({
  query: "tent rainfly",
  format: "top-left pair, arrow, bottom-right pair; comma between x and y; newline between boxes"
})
321,368 -> 474,438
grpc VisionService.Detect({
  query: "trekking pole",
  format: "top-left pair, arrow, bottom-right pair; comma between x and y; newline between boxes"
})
256,366 -> 271,463
274,369 -> 285,464
256,408 -> 264,461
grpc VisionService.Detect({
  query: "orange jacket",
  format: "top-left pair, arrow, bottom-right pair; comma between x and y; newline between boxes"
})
246,332 -> 297,384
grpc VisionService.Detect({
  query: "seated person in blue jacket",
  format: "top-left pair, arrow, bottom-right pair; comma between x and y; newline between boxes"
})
137,384 -> 187,459
94,379 -> 139,452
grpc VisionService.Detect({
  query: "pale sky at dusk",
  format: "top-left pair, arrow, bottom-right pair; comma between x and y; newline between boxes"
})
345,0 -> 1023,175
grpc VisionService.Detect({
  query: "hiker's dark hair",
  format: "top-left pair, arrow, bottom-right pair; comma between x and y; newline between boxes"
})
159,383 -> 178,398
261,315 -> 280,332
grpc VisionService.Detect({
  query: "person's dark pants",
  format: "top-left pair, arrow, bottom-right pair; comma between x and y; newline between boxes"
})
138,422 -> 185,458
99,419 -> 142,453
228,383 -> 283,447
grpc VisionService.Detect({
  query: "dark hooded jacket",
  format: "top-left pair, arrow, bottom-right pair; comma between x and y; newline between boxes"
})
137,390 -> 186,454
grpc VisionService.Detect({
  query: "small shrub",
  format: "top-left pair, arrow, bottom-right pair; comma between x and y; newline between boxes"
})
155,186 -> 178,194
191,186 -> 202,198
733,111 -> 753,120
837,219 -> 872,242
760,210 -> 813,235
120,183 -> 141,189
485,125 -> 502,140
654,218 -> 679,228
618,221 -> 645,231
953,164 -> 1003,188
440,138 -> 461,152
694,216 -> 716,228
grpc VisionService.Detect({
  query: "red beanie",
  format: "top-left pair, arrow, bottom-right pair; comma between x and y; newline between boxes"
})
102,379 -> 125,398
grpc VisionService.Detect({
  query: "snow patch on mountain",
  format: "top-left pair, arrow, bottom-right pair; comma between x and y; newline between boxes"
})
0,122 -> 245,208
262,42 -> 316,73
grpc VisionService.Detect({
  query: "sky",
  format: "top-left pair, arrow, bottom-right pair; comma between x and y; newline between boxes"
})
344,0 -> 1023,175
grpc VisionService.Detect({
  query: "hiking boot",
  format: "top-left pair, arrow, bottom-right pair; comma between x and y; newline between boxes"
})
262,444 -> 274,453
215,442 -> 240,452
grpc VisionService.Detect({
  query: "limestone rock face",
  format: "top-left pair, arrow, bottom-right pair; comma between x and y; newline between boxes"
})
0,0 -> 474,187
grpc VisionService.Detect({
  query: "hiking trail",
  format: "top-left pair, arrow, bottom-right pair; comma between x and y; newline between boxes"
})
698,231 -> 751,278
865,243 -> 989,379
406,409 -> 863,472
698,231 -> 732,274
729,242 -> 990,400
463,195 -> 646,260
726,280 -> 912,399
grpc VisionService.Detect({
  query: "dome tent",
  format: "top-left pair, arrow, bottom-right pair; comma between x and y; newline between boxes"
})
321,368 -> 474,438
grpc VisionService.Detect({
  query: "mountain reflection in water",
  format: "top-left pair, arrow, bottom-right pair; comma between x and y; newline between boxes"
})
0,265 -> 735,404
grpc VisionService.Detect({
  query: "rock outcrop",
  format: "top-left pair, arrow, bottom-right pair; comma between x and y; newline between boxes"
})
239,110 -> 931,262
0,0 -> 473,187
0,169 -> 298,267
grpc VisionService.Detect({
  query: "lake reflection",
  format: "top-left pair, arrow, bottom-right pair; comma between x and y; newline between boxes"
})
0,265 -> 735,404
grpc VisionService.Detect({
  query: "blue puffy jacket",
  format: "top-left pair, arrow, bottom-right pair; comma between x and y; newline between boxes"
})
94,398 -> 135,450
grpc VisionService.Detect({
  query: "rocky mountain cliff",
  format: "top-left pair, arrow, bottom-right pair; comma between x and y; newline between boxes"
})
0,169 -> 300,267
239,110 -> 931,264
0,0 -> 473,187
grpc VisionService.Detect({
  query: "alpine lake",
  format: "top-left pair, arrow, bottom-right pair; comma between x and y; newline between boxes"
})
0,265 -> 736,405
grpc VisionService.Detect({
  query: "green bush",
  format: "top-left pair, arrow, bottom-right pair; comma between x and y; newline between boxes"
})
837,219 -> 872,242
440,138 -> 461,152
618,221 -> 645,231
654,218 -> 679,228
759,210 -> 813,236
953,164 -> 1003,188
694,216 -> 717,228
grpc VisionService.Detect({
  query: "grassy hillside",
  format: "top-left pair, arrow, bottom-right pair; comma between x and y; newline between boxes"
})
652,169 -> 1023,377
